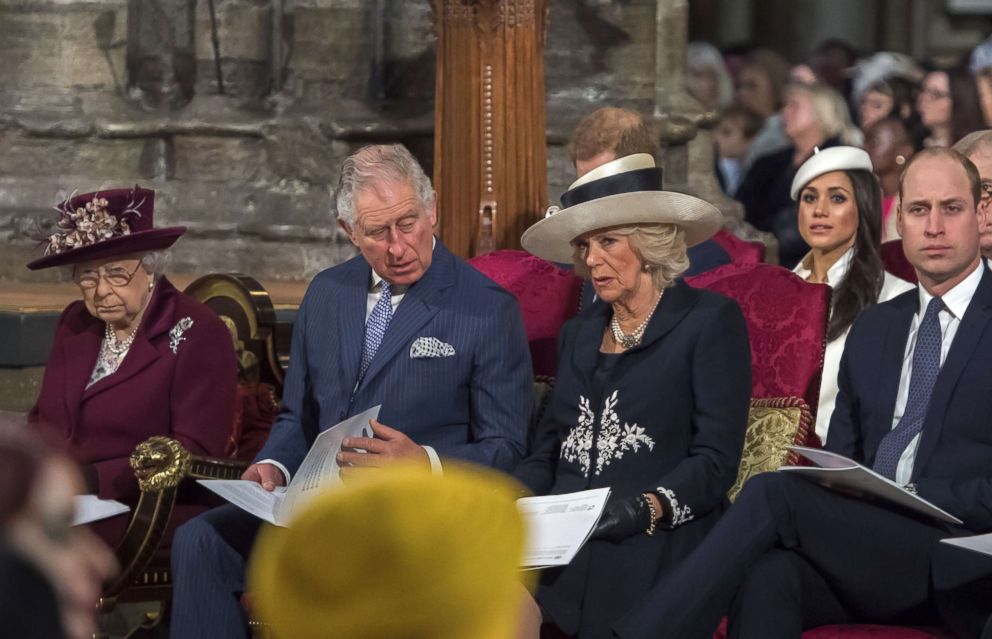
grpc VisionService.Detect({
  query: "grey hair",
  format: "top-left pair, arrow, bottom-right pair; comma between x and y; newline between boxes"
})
139,250 -> 171,279
687,41 -> 734,109
334,144 -> 435,226
572,224 -> 690,291
953,129 -> 992,158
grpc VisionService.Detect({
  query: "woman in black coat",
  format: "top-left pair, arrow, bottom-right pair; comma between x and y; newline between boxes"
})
515,153 -> 752,639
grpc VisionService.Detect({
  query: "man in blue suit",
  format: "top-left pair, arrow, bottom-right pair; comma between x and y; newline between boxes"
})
612,148 -> 992,639
169,144 -> 532,639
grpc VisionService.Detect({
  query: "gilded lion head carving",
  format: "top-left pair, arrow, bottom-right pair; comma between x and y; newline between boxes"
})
130,436 -> 192,491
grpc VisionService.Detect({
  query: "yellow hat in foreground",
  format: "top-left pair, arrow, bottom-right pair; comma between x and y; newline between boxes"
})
248,463 -> 527,639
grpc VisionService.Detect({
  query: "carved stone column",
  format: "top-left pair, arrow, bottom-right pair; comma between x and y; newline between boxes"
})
432,0 -> 550,257
652,0 -> 774,255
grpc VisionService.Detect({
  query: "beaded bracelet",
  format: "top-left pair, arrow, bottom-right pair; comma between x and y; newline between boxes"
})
642,493 -> 658,536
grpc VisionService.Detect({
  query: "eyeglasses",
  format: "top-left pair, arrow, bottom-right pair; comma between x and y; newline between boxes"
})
919,87 -> 951,101
74,262 -> 143,289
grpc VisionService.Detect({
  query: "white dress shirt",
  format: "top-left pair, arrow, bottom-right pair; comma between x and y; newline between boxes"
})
888,260 -> 984,485
794,249 -> 915,444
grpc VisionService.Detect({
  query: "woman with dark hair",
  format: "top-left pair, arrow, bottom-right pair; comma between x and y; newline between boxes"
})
863,115 -> 923,241
918,66 -> 986,147
858,76 -> 921,132
790,147 -> 913,444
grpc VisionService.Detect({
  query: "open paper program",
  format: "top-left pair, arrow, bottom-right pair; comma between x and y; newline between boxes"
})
781,446 -> 962,525
517,487 -> 611,569
198,405 -> 380,526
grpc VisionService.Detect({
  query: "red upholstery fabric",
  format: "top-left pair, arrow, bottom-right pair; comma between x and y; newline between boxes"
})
880,240 -> 918,284
686,263 -> 830,435
714,619 -> 950,639
712,228 -> 764,264
227,382 -> 280,462
469,250 -> 582,377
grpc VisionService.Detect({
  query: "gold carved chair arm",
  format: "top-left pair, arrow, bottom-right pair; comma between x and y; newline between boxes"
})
104,437 -> 251,600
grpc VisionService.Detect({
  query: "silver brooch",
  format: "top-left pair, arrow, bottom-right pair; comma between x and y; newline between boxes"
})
169,317 -> 194,354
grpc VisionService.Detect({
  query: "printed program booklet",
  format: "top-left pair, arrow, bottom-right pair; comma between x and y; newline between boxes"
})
780,446 -> 962,525
199,406 -> 379,527
517,487 -> 611,569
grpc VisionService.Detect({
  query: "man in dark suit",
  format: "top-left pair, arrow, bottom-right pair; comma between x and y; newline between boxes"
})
612,147 -> 992,639
168,144 -> 533,639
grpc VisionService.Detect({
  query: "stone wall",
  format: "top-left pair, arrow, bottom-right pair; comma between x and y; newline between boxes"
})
0,0 -> 672,283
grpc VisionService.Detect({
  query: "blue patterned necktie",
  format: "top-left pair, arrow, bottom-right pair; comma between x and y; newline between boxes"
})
358,282 -> 392,382
873,296 -> 944,480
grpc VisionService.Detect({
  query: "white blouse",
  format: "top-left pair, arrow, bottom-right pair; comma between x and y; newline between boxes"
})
793,248 -> 915,444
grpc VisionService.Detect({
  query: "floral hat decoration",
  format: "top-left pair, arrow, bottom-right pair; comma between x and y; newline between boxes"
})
27,186 -> 186,270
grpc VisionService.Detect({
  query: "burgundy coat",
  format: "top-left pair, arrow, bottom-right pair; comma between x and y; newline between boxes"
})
29,277 -> 236,544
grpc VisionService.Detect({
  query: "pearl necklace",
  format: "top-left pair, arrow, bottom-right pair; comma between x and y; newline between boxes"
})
104,317 -> 142,356
610,292 -> 663,349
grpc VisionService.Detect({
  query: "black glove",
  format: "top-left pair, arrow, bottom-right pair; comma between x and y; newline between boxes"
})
591,495 -> 652,543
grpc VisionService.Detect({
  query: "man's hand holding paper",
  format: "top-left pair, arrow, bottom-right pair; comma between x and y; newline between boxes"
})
241,463 -> 287,492
337,419 -> 430,481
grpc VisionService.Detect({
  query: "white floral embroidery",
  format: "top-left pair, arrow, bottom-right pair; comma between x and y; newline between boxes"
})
169,317 -> 194,354
560,391 -> 655,477
656,486 -> 694,527
561,396 -> 595,475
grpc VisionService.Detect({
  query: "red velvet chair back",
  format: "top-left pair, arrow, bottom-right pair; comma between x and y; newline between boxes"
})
711,228 -> 764,264
468,250 -> 582,378
880,240 -> 918,284
686,263 -> 830,432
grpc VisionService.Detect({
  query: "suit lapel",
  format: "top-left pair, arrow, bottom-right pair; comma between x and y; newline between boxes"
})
913,268 -> 992,476
61,315 -> 103,437
632,280 -> 697,351
357,242 -> 454,393
340,260 -> 371,393
570,305 -> 609,389
567,280 -> 697,387
875,295 -> 916,435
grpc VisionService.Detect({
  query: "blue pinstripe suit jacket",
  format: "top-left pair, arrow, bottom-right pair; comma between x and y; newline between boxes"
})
254,240 -> 532,475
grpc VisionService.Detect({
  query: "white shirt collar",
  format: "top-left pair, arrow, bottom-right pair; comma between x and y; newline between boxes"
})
918,259 -> 984,320
792,247 -> 854,286
370,236 -> 436,290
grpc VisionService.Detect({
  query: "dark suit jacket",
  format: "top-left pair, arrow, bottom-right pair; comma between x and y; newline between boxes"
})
0,547 -> 65,639
29,278 -> 237,544
828,264 -> 992,637
254,240 -> 532,475
514,281 -> 751,637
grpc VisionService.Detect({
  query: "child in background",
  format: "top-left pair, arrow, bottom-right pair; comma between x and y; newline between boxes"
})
715,105 -> 763,197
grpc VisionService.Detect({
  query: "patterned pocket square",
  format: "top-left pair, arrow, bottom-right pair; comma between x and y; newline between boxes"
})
410,337 -> 456,359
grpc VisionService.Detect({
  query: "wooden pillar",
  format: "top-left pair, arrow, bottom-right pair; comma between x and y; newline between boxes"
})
431,0 -> 550,257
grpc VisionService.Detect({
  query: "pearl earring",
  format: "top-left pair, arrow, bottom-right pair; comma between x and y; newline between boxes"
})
895,155 -> 906,166
148,281 -> 154,291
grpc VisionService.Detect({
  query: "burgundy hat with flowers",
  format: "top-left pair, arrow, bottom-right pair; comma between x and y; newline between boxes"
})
27,186 -> 186,270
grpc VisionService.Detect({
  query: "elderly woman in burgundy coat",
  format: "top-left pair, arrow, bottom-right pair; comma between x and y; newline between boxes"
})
26,187 -> 236,546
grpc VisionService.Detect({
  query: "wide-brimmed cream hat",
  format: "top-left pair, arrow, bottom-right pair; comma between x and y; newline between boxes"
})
790,146 -> 873,201
521,154 -> 723,264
